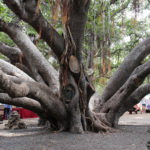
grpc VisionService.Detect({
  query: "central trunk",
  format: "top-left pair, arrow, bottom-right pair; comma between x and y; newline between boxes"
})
59,0 -> 95,133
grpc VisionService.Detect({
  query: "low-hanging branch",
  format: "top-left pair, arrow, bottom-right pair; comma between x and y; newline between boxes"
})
0,69 -> 67,122
0,59 -> 34,82
0,41 -> 34,77
0,93 -> 43,114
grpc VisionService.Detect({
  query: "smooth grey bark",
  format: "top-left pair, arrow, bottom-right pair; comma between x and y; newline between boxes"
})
0,41 -> 22,63
0,59 -> 34,82
102,37 -> 150,103
114,83 -> 150,125
0,20 -> 59,93
0,41 -> 33,77
1,0 -> 150,132
4,0 -> 65,58
0,93 -> 43,114
0,93 -> 50,120
100,60 -> 150,125
0,70 -> 67,122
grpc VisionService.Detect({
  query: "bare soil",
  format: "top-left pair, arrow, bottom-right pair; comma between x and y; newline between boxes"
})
0,113 -> 149,150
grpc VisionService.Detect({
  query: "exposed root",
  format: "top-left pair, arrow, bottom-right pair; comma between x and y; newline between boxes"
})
88,111 -> 115,133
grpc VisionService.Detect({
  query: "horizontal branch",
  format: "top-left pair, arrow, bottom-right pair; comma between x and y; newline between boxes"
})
0,59 -> 34,82
0,41 -> 33,76
0,93 -> 43,114
0,70 -> 67,121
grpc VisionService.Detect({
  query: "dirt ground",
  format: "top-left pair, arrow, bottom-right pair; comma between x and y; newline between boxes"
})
0,113 -> 149,150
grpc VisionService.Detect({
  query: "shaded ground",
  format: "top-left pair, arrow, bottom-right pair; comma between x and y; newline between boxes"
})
0,113 -> 149,150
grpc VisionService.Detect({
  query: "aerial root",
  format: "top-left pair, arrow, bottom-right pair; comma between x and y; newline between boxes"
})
89,111 -> 116,133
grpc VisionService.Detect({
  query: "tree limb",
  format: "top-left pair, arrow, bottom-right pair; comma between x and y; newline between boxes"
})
116,83 -> 150,121
0,41 -> 22,63
101,60 -> 150,124
102,37 -> 150,103
4,0 -> 65,58
0,20 -> 59,93
0,93 -> 43,114
0,70 -> 67,121
0,41 -> 36,77
0,59 -> 34,82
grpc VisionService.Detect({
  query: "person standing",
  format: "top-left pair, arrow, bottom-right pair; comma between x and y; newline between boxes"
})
141,98 -> 146,113
4,104 -> 12,120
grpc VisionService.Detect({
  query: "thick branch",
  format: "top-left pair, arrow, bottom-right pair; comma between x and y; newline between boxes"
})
0,93 -> 43,114
0,20 -> 59,92
101,60 -> 150,124
0,59 -> 34,82
117,83 -> 150,119
0,93 -> 50,119
0,41 -> 21,63
0,41 -> 33,76
0,70 -> 67,122
4,0 -> 64,58
102,37 -> 150,103
68,0 -> 90,59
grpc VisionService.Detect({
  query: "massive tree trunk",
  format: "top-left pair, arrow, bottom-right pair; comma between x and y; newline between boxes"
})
0,0 -> 150,133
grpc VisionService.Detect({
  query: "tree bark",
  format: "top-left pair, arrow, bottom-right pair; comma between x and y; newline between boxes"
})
102,37 -> 150,104
0,59 -> 34,82
4,0 -> 65,58
0,41 -> 22,64
1,0 -> 150,133
0,70 -> 67,123
115,83 -> 150,125
100,60 -> 150,126
0,20 -> 59,93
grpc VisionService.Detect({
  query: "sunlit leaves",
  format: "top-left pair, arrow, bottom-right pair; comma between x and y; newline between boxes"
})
0,0 -> 12,22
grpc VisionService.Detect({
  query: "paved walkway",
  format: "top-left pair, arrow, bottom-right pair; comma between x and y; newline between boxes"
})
0,113 -> 150,137
119,112 -> 150,125
0,114 -> 149,150
0,118 -> 42,137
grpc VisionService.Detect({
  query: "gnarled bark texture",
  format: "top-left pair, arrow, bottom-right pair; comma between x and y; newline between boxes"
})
0,0 -> 149,133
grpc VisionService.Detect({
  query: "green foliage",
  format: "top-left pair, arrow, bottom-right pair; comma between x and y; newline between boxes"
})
83,0 -> 150,93
0,32 -> 14,46
0,0 -> 150,93
0,0 -> 13,22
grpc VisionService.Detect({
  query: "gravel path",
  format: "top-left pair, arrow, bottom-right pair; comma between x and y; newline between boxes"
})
0,115 -> 149,150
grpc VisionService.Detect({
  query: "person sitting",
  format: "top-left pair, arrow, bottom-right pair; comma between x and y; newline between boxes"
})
129,105 -> 140,114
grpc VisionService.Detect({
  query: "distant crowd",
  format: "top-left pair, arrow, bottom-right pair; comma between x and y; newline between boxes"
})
129,98 -> 150,114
